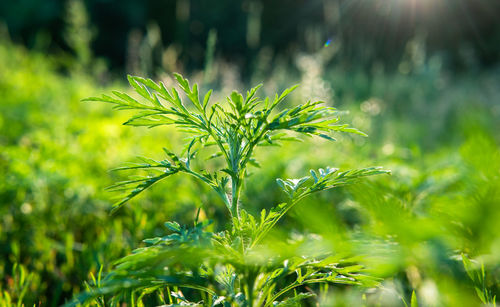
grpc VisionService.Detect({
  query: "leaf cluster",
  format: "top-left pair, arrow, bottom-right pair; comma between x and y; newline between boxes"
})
71,74 -> 390,306
462,254 -> 497,305
68,221 -> 380,307
84,74 -> 367,216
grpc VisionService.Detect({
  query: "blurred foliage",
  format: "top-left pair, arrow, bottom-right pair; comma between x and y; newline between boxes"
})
0,0 -> 499,73
0,38 -> 220,305
0,4 -> 500,302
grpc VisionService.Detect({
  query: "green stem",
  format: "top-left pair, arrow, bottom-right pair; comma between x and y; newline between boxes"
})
230,174 -> 245,249
231,175 -> 242,219
246,269 -> 256,307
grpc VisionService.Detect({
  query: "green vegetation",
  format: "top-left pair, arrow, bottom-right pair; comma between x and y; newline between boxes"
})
1,30 -> 499,306
66,73 -> 388,306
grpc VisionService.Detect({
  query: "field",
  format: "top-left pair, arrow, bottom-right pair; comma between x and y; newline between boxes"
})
1,8 -> 500,305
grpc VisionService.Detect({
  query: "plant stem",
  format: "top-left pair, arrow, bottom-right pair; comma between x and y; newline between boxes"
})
231,176 -> 240,219
246,269 -> 256,307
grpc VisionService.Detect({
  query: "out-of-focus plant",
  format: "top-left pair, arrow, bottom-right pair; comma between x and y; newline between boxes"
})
64,0 -> 107,76
64,0 -> 93,72
0,263 -> 34,307
462,254 -> 497,306
68,74 -> 389,306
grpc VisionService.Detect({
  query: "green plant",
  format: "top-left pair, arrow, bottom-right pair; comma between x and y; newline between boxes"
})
462,254 -> 497,306
67,74 -> 389,306
0,263 -> 34,307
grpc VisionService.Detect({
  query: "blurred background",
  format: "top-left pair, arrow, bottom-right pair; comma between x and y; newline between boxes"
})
1,0 -> 499,306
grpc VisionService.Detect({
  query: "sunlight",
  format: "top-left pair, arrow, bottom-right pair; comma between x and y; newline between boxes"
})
373,0 -> 442,16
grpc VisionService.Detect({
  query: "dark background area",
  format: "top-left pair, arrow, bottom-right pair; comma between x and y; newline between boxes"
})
1,0 -> 499,74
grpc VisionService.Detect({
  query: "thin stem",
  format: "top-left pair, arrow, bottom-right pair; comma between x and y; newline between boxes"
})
230,173 -> 247,253
231,175 -> 241,219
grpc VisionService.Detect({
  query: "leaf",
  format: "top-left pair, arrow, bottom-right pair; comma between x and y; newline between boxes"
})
318,133 -> 336,141
83,94 -> 142,109
112,90 -> 143,107
108,169 -> 179,214
212,296 -> 226,306
276,178 -> 285,190
165,221 -> 182,233
475,287 -> 486,304
230,91 -> 244,113
310,170 -> 318,183
269,84 -> 299,111
308,166 -> 390,193
163,148 -> 182,165
245,84 -> 263,104
143,237 -> 162,245
128,75 -> 155,102
203,89 -> 212,111
411,291 -> 419,307
462,253 -> 476,282
329,124 -> 368,137
130,75 -> 162,92
124,114 -> 174,127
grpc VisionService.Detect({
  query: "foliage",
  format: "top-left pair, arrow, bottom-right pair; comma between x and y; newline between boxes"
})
1,37 -> 500,306
66,74 -> 389,306
462,253 -> 497,305
0,39 -> 201,305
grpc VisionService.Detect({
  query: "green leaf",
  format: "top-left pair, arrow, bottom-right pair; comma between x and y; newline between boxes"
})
203,89 -> 213,111
411,291 -> 418,307
124,114 -> 174,127
165,221 -> 182,233
109,170 -> 179,214
475,287 -> 487,304
143,237 -> 162,245
269,84 -> 299,111
310,170 -> 318,183
462,253 -> 477,282
127,75 -> 157,103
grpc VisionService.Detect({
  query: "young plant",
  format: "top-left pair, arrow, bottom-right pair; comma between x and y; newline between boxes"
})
68,74 -> 389,306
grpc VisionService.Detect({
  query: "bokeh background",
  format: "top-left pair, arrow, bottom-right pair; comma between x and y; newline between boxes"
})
1,0 -> 499,305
